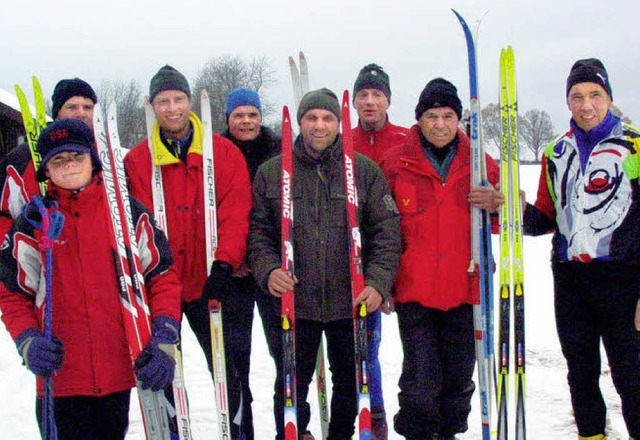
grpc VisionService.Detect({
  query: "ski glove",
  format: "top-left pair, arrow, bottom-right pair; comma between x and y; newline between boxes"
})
16,328 -> 64,377
134,316 -> 179,391
202,261 -> 234,303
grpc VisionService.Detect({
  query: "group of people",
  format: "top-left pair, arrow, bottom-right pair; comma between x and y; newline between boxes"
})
0,55 -> 638,440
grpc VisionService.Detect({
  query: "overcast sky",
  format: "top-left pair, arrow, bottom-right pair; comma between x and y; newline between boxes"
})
3,0 -> 640,134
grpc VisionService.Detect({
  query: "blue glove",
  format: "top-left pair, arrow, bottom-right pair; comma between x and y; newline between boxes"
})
202,261 -> 234,303
134,316 -> 179,391
16,328 -> 64,377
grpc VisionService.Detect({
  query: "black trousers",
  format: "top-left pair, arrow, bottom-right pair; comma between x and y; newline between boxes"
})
36,390 -> 130,440
296,319 -> 358,439
553,261 -> 640,439
182,286 -> 254,440
394,302 -> 475,439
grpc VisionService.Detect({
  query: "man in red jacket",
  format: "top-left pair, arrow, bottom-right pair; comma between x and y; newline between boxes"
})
381,78 -> 502,440
124,65 -> 252,439
351,63 -> 408,439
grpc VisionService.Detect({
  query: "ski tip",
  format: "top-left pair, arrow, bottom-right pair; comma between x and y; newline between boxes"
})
107,101 -> 117,115
283,105 -> 290,121
288,56 -> 296,66
342,89 -> 350,106
299,51 -> 306,60
200,89 -> 209,101
451,9 -> 469,29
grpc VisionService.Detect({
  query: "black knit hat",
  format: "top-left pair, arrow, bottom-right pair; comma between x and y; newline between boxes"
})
297,88 -> 341,123
566,58 -> 612,99
51,78 -> 97,120
353,63 -> 391,101
149,65 -> 191,102
35,118 -> 102,182
415,78 -> 463,120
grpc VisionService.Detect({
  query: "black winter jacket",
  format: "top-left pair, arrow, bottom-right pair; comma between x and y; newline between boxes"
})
248,135 -> 401,322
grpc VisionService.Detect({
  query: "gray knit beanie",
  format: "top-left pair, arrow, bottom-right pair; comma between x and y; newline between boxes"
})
297,88 -> 341,123
149,65 -> 191,102
353,63 -> 391,101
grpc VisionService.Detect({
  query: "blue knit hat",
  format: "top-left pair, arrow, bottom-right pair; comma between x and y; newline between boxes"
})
225,88 -> 262,120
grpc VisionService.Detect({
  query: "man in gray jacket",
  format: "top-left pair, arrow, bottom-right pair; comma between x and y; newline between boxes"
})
248,88 -> 401,439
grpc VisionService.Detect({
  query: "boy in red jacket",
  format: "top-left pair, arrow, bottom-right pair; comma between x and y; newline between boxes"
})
0,118 -> 182,439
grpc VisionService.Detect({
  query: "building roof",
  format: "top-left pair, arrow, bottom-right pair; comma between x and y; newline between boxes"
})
0,88 -> 52,122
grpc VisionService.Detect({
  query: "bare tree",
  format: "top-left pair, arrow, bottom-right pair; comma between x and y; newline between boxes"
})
519,109 -> 555,162
97,80 -> 145,149
480,103 -> 501,158
611,104 -> 632,125
191,55 -> 277,132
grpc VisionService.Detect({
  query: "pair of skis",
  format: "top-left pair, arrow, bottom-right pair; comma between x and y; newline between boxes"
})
452,10 -> 495,440
279,89 -> 372,438
288,52 -> 331,440
496,46 -> 526,440
15,78 -> 56,439
200,90 -> 232,439
143,103 -> 194,440
145,91 -> 229,439
94,103 -> 174,440
96,103 -> 194,439
453,10 -> 527,439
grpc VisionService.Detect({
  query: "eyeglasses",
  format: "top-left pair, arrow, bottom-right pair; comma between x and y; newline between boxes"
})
48,152 -> 90,168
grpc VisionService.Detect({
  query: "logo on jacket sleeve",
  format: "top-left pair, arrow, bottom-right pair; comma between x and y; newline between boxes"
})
1,166 -> 30,219
136,212 -> 160,275
13,232 -> 43,301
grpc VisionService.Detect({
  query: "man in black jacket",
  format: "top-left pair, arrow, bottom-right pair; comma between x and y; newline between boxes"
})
221,87 -> 281,440
248,88 -> 401,439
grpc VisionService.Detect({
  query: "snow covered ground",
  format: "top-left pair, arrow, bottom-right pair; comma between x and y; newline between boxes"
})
0,165 -> 632,439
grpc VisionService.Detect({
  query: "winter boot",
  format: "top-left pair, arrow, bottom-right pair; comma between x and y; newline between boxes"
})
299,431 -> 315,440
371,410 -> 388,440
578,435 -> 605,440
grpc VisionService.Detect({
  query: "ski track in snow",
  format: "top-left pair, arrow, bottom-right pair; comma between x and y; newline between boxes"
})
0,165 -> 632,439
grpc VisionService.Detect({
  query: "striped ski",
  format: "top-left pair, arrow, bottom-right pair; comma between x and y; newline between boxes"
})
497,46 -> 511,440
15,76 -> 56,438
506,46 -> 526,440
145,102 -> 169,235
452,9 -> 493,440
280,106 -> 298,440
15,77 -> 47,195
143,102 -> 193,439
94,103 -> 171,440
341,90 -> 372,439
288,51 -> 330,438
201,90 -> 231,439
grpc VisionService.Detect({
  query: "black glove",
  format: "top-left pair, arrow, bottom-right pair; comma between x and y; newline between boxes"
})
202,261 -> 234,303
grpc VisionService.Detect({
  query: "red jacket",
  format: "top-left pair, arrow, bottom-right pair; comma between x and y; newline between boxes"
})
352,120 -> 409,165
381,126 -> 500,310
124,119 -> 252,303
0,177 -> 182,397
